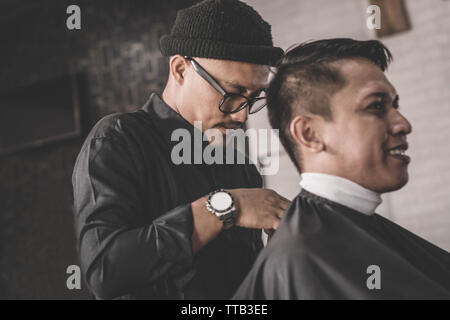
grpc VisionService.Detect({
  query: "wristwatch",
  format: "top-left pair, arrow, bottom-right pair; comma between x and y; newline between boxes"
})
206,189 -> 236,229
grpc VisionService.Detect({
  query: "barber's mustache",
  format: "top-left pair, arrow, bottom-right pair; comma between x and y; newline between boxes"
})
215,121 -> 245,130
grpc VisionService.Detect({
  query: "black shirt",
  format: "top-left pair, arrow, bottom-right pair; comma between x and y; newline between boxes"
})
72,93 -> 263,299
233,190 -> 450,300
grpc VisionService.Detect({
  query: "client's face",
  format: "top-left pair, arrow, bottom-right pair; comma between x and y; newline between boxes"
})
323,58 -> 412,193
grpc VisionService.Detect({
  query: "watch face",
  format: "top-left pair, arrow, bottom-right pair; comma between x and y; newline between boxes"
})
210,191 -> 232,213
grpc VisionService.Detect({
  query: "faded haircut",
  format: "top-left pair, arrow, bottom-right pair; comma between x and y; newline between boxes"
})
267,38 -> 393,172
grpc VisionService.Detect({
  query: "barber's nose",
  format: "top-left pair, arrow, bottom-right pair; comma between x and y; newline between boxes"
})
390,109 -> 412,136
230,105 -> 249,123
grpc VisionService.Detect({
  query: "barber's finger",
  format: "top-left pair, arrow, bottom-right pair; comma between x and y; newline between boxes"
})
280,197 -> 291,207
271,219 -> 280,230
273,207 -> 285,219
278,201 -> 290,211
274,198 -> 290,210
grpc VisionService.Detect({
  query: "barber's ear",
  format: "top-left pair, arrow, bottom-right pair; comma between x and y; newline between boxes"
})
169,55 -> 188,85
290,115 -> 324,153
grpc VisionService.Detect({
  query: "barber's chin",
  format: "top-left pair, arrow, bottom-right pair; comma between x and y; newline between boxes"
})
216,126 -> 227,135
204,128 -> 226,145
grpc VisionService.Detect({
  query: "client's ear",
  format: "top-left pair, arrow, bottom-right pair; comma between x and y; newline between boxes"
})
290,115 -> 324,153
168,55 -> 188,86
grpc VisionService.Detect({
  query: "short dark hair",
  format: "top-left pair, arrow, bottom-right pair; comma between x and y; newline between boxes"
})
267,38 -> 393,172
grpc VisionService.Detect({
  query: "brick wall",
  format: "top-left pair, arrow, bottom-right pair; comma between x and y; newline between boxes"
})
246,0 -> 450,251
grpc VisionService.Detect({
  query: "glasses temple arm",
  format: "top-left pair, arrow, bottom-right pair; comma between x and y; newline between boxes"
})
185,56 -> 227,96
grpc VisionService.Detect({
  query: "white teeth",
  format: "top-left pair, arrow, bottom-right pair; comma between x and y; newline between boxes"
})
388,149 -> 406,156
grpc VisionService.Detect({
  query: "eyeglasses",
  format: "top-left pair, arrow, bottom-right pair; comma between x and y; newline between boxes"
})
185,56 -> 267,114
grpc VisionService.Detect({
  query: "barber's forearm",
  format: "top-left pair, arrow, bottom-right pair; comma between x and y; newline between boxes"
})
191,196 -> 223,253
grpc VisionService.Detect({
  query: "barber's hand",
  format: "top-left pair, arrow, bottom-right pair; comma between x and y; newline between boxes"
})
227,188 -> 290,231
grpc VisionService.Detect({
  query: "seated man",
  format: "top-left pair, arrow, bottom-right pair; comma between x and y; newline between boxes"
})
233,38 -> 450,299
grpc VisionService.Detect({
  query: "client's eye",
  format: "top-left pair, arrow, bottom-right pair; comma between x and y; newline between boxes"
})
367,102 -> 385,113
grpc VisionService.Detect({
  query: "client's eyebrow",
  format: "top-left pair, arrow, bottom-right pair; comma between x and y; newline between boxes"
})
364,91 -> 398,102
365,92 -> 388,100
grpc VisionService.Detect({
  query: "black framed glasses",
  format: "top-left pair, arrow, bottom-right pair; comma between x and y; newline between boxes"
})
185,56 -> 267,114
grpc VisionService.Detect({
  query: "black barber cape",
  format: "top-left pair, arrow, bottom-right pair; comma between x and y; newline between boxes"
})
72,93 -> 263,299
233,190 -> 450,300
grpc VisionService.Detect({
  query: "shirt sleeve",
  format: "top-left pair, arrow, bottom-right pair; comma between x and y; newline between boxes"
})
72,132 -> 195,299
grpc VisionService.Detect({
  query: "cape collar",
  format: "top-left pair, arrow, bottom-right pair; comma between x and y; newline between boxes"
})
299,173 -> 382,215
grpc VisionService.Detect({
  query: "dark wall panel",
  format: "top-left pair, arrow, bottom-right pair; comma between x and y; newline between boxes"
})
0,0 -> 199,299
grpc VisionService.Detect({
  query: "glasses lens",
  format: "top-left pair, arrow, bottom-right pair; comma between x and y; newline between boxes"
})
219,92 -> 267,114
248,91 -> 267,114
219,94 -> 248,113
249,100 -> 267,114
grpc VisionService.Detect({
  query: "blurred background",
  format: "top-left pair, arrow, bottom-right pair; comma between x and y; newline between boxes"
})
0,0 -> 449,299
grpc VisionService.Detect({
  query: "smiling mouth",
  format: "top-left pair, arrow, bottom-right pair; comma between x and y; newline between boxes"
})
386,145 -> 410,164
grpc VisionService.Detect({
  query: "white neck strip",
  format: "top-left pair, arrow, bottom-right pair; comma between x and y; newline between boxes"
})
299,173 -> 381,216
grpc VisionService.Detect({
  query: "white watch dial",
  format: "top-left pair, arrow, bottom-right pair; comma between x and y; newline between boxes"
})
210,191 -> 232,213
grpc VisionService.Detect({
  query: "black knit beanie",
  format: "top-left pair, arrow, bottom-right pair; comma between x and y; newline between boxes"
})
160,0 -> 283,66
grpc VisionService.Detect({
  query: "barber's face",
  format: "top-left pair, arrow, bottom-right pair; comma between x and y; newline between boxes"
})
323,58 -> 412,193
179,56 -> 269,134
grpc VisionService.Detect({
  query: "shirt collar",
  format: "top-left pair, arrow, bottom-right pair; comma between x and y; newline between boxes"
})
142,93 -> 193,136
299,172 -> 382,215
141,93 -> 211,149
